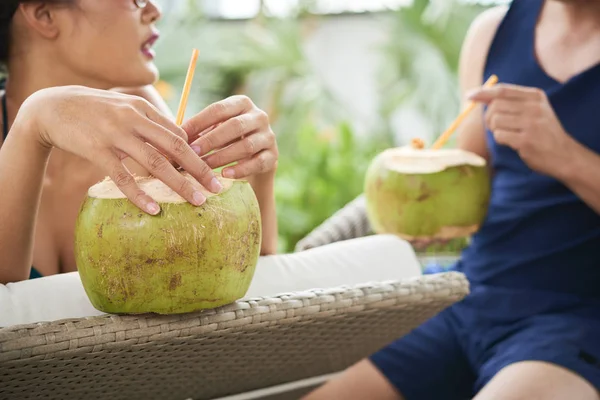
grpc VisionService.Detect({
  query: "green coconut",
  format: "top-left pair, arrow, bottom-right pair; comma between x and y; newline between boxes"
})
74,173 -> 262,315
364,145 -> 491,250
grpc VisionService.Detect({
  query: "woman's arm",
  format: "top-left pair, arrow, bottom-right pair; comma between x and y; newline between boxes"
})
247,171 -> 278,255
115,86 -> 280,254
0,116 -> 51,283
110,85 -> 175,176
182,96 -> 280,256
111,85 -> 174,119
0,86 -> 220,284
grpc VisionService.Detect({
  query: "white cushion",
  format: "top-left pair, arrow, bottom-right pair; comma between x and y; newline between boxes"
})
244,235 -> 421,298
0,235 -> 420,328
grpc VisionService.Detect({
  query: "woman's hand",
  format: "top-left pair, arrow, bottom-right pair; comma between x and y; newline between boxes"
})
182,95 -> 278,179
180,95 -> 279,255
18,85 -> 221,214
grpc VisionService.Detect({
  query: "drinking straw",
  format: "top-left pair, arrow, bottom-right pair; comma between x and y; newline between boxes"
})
176,48 -> 200,125
430,74 -> 498,150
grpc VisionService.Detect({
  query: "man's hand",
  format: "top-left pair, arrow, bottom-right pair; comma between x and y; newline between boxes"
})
468,83 -> 576,179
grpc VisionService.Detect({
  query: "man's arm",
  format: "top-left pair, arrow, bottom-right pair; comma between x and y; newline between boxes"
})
559,140 -> 600,214
469,83 -> 600,216
455,5 -> 508,160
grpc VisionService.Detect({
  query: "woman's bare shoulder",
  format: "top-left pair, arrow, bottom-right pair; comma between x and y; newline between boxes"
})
0,89 -> 5,146
111,85 -> 174,118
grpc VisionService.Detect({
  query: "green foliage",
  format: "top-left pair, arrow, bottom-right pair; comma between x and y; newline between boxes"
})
154,0 -> 491,252
275,121 -> 390,252
378,0 -> 489,146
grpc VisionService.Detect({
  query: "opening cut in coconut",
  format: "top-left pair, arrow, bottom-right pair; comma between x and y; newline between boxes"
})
88,173 -> 236,203
381,146 -> 487,175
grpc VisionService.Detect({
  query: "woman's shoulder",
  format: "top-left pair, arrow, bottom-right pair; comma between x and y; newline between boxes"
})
0,77 -> 6,145
111,85 -> 174,118
0,91 -> 5,145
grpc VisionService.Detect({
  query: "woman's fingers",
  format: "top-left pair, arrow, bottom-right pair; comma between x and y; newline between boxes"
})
192,111 -> 265,157
222,149 -> 278,179
132,118 -> 222,194
203,131 -> 274,169
103,151 -> 162,215
118,136 -> 209,207
143,102 -> 189,142
182,95 -> 255,143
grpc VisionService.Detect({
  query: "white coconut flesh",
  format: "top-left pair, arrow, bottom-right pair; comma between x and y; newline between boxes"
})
381,146 -> 487,174
88,173 -> 236,203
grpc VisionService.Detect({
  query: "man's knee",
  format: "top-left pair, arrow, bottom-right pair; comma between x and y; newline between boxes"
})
302,359 -> 404,400
475,361 -> 600,400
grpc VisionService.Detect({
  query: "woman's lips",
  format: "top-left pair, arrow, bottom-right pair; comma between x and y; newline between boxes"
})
141,33 -> 159,60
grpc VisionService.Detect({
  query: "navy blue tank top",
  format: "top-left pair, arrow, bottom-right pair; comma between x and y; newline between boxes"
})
1,80 -> 43,280
455,0 -> 600,298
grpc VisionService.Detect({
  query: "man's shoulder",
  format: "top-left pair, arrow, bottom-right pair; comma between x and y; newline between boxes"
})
459,5 -> 509,86
472,5 -> 509,30
455,5 -> 509,160
465,5 -> 509,54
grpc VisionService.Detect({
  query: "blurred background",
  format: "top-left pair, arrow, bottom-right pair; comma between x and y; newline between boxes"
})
152,0 -> 506,252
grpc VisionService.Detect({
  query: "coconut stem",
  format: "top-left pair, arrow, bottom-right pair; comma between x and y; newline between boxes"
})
411,138 -> 425,150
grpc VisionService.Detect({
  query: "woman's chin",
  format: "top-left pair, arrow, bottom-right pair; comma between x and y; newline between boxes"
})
115,65 -> 159,88
141,64 -> 160,85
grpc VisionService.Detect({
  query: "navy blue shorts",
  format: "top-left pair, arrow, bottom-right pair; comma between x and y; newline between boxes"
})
370,283 -> 600,400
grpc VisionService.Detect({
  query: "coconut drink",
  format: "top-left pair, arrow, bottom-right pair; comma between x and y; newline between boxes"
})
74,173 -> 262,315
364,141 -> 491,252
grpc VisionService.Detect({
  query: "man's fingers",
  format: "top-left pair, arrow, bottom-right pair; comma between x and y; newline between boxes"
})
104,151 -> 161,215
204,131 -> 274,169
468,84 -> 545,103
486,99 -> 523,116
192,113 -> 264,156
492,129 -> 521,149
182,96 -> 254,140
222,150 -> 278,179
486,112 -> 523,132
485,98 -> 524,132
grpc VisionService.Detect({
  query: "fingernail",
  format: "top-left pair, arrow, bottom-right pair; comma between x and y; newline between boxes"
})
222,169 -> 235,179
191,145 -> 202,155
192,191 -> 206,206
147,202 -> 161,215
210,177 -> 223,193
466,89 -> 478,99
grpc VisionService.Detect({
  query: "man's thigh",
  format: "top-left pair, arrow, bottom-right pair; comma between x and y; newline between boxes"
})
475,361 -> 600,400
302,359 -> 403,400
303,308 -> 475,400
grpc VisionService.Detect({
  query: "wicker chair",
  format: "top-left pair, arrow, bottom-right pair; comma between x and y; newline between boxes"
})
295,195 -> 372,252
294,194 -> 464,270
0,208 -> 469,400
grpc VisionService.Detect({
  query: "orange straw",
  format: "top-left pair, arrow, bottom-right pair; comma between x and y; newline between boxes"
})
176,48 -> 200,125
430,74 -> 498,150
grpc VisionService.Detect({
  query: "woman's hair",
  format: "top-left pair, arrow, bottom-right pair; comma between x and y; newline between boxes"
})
0,1 -> 72,68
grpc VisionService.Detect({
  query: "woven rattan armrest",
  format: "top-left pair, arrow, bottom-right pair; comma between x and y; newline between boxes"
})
0,272 -> 468,400
295,194 -> 371,252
